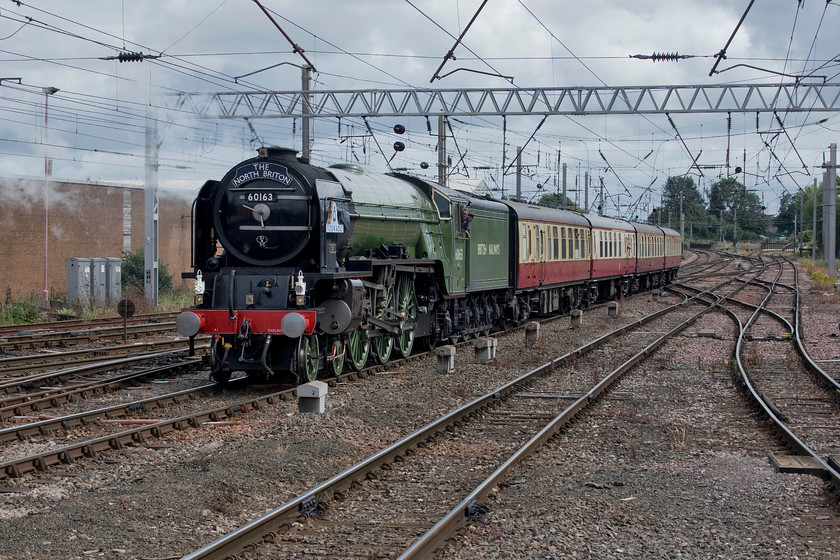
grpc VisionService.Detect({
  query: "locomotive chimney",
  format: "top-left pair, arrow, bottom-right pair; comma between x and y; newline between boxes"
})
258,146 -> 299,162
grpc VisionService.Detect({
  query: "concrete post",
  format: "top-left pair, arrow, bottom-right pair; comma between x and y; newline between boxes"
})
525,322 -> 540,345
298,380 -> 328,414
607,302 -> 618,317
570,309 -> 583,329
474,337 -> 497,364
435,345 -> 456,373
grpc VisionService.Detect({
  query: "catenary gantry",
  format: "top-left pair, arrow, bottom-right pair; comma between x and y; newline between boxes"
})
163,82 -> 840,118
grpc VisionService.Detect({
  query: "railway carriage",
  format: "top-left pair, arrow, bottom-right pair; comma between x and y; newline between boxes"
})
177,147 -> 681,384
588,214 -> 637,299
662,227 -> 682,274
507,201 -> 594,316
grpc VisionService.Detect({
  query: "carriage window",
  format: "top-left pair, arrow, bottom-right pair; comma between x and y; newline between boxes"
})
528,226 -> 534,261
552,226 -> 559,260
521,224 -> 527,262
561,227 -> 567,259
574,229 -> 580,259
536,226 -> 542,260
546,227 -> 552,261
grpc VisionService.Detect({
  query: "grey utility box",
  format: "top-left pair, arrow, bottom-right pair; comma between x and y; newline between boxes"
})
105,257 -> 122,302
66,257 -> 122,306
66,258 -> 92,306
91,258 -> 107,304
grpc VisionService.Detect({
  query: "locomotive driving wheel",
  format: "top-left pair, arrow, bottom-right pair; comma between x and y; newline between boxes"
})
347,328 -> 370,371
328,338 -> 345,377
373,284 -> 395,364
395,274 -> 416,358
297,334 -> 320,382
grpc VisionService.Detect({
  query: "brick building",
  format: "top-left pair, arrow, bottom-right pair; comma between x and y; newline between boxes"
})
0,178 -> 194,302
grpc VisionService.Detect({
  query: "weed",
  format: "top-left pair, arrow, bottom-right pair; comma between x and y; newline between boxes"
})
671,426 -> 688,450
0,300 -> 42,325
746,345 -> 762,366
451,385 -> 468,399
206,482 -> 237,514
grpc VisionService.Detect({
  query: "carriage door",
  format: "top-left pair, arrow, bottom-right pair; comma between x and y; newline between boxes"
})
536,225 -> 547,285
453,203 -> 469,292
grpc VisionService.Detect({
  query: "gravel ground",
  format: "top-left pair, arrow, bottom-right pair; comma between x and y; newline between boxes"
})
1,257 -> 839,560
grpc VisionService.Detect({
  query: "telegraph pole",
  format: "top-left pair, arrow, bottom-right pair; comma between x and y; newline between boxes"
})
824,143 -> 837,275
679,194 -> 685,254
301,65 -> 311,162
584,172 -> 589,214
599,177 -> 605,216
437,116 -> 446,186
144,108 -> 160,306
813,177 -> 818,260
562,163 -> 567,210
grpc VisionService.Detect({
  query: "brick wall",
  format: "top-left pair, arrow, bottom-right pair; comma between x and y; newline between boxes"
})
0,178 -> 193,302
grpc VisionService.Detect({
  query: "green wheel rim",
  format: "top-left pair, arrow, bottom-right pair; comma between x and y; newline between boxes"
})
373,285 -> 394,363
330,338 -> 346,377
348,328 -> 369,371
301,335 -> 320,382
396,275 -> 416,358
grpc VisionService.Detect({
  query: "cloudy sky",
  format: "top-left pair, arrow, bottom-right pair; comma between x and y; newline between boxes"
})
1,0 -> 839,217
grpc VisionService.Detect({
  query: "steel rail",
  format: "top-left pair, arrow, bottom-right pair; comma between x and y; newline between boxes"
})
0,347 -> 198,397
0,359 -> 204,429
399,303 -> 715,558
178,284 -> 738,560
0,322 -> 178,352
0,338 -> 204,376
0,281 -> 694,485
732,258 -> 840,491
673,280 -> 794,335
787,259 -> 840,393
0,376 -> 288,480
0,312 -> 179,337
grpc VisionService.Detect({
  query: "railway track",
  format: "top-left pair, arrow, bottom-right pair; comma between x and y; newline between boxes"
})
0,289 -> 653,483
5,253 -> 840,558
0,319 -> 179,353
177,284 -> 720,559
0,312 -> 179,338
0,338 -> 202,378
674,254 -> 840,491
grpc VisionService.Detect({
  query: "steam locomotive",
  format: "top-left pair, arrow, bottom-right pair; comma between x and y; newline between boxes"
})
176,146 -> 681,383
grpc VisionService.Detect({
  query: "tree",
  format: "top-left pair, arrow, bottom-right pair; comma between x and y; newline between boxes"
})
708,177 -> 768,242
121,249 -> 173,294
538,192 -> 584,213
645,176 -> 713,238
665,176 -> 710,233
776,191 -> 800,236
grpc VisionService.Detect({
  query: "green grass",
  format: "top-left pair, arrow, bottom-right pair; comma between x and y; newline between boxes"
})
0,299 -> 43,325
0,289 -> 192,327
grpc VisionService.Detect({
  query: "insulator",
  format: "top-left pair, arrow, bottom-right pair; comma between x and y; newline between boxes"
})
651,52 -> 683,62
117,51 -> 145,63
393,124 -> 406,135
393,141 -> 405,152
